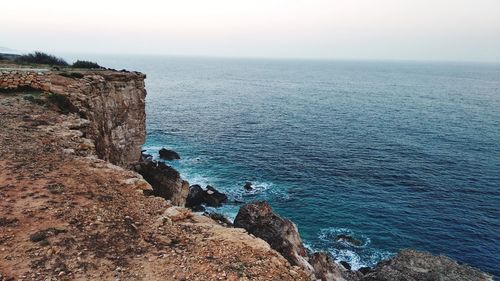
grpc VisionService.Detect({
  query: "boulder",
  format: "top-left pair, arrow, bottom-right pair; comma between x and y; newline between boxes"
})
234,201 -> 313,273
363,249 -> 493,281
185,184 -> 228,209
204,185 -> 228,207
159,148 -> 180,160
310,252 -> 359,281
134,159 -> 189,206
186,185 -> 205,207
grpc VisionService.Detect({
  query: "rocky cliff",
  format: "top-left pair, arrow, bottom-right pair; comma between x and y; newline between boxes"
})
0,68 -> 146,167
0,64 -> 309,280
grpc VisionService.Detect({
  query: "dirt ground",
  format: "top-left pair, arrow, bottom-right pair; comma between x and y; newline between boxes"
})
0,92 -> 309,281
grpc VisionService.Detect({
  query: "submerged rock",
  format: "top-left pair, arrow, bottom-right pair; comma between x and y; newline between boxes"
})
134,159 -> 189,206
363,249 -> 493,281
234,201 -> 313,273
335,234 -> 363,247
158,148 -> 180,160
243,182 -> 253,191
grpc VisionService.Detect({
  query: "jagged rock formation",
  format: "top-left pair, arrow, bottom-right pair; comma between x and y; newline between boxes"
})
234,202 -> 493,281
363,249 -> 493,281
134,159 -> 190,206
310,252 -> 361,281
0,68 -> 147,168
234,201 -> 313,272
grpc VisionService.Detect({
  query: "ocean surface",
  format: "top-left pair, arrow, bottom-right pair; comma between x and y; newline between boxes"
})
65,54 -> 500,277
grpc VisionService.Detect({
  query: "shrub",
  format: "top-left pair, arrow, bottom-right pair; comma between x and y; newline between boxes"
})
15,52 -> 68,66
72,60 -> 102,69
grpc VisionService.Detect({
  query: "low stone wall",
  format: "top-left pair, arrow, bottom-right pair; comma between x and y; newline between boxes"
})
0,69 -> 51,91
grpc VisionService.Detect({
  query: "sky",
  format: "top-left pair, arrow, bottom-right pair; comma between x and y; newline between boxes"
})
1,0 -> 500,62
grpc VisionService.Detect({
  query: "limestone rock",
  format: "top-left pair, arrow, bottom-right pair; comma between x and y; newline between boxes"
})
135,160 -> 189,206
363,249 -> 493,281
234,201 -> 313,273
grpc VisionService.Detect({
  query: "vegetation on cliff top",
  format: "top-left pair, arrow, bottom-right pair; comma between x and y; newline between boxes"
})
72,60 -> 103,69
12,51 -> 103,69
15,51 -> 69,66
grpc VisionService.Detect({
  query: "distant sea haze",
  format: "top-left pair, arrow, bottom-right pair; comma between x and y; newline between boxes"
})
71,55 -> 500,277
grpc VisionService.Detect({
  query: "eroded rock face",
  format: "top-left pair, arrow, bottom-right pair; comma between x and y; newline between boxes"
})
0,69 -> 147,168
234,201 -> 313,274
54,72 -> 147,168
135,160 -> 189,206
363,249 -> 493,281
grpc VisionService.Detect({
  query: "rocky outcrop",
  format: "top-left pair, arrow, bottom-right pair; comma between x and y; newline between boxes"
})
233,202 -> 493,281
363,249 -> 493,281
310,252 -> 360,281
186,184 -> 228,210
159,148 -> 180,160
0,68 -> 147,168
234,201 -> 314,274
134,159 -> 189,206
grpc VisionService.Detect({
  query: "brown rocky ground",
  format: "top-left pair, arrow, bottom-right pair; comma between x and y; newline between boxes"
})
0,92 -> 309,280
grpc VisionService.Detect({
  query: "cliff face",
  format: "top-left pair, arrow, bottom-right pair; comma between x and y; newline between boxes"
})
0,68 -> 146,168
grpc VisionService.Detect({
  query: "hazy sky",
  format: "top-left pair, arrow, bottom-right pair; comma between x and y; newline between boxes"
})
2,0 -> 500,62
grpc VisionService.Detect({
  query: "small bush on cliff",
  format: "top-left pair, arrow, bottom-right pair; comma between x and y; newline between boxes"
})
15,52 -> 68,66
72,60 -> 103,69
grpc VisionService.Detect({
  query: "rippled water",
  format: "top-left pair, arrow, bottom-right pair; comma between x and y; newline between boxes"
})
65,54 -> 500,276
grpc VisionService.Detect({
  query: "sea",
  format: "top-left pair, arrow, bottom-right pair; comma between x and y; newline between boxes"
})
63,54 -> 500,277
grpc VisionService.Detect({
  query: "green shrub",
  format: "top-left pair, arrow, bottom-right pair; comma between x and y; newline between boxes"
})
72,60 -> 102,69
15,52 -> 68,66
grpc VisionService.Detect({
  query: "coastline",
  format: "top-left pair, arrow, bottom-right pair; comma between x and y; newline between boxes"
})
0,61 -> 494,280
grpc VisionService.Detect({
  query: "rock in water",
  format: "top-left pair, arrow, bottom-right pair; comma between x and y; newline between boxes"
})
234,201 -> 313,273
335,234 -> 363,247
243,182 -> 253,191
363,249 -> 493,281
135,159 -> 189,206
204,185 -> 228,207
185,184 -> 228,209
158,148 -> 180,160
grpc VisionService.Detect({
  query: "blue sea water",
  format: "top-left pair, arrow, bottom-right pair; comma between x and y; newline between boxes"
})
65,55 -> 500,277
